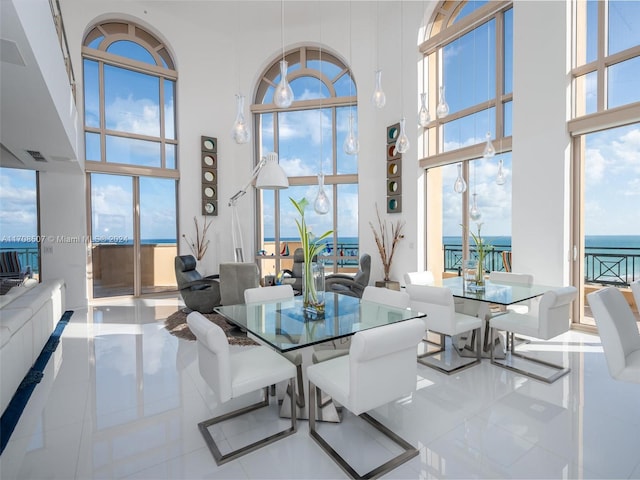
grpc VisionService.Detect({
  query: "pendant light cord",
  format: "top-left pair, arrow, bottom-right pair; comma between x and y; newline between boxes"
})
281,0 -> 285,60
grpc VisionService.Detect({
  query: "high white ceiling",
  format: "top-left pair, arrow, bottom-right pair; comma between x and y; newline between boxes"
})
0,0 -> 82,174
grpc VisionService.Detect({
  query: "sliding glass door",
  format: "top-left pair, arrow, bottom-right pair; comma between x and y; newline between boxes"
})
90,173 -> 177,298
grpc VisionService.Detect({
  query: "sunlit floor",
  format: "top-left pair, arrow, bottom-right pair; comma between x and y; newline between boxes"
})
1,294 -> 640,480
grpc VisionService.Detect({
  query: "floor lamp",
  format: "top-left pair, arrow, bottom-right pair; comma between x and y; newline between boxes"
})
229,152 -> 288,262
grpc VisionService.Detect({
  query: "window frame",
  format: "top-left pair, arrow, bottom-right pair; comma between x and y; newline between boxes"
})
252,46 -> 358,276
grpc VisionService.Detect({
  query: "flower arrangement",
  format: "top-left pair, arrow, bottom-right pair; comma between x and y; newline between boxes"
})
466,222 -> 493,285
369,204 -> 405,282
290,197 -> 332,310
182,216 -> 211,261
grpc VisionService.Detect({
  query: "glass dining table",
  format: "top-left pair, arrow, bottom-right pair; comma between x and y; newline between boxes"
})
215,292 -> 426,421
214,292 -> 425,354
437,276 -> 558,358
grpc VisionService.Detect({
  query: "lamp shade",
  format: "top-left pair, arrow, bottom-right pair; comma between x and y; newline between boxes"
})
256,153 -> 288,190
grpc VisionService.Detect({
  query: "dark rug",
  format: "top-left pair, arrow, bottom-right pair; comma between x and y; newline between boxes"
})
164,310 -> 258,347
0,310 -> 73,455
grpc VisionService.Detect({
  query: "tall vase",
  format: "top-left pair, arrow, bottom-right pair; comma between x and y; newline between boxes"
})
303,261 -> 325,313
475,254 -> 486,291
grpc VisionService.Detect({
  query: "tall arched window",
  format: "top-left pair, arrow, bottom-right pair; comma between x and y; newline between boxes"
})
419,1 -> 513,276
570,1 -> 640,326
82,21 -> 178,298
253,46 -> 358,277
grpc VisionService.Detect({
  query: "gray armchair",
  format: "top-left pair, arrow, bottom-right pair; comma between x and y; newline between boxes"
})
278,248 -> 317,294
219,262 -> 260,305
174,255 -> 221,313
325,253 -> 371,298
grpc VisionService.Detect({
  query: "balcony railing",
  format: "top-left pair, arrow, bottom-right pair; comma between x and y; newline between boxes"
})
0,247 -> 40,275
584,247 -> 639,286
444,244 -> 640,287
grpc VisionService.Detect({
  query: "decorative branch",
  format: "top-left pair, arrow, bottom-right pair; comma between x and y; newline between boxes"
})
182,216 -> 211,261
369,204 -> 405,281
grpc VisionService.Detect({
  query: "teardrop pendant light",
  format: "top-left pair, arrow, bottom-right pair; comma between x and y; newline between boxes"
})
453,163 -> 467,193
343,1 -> 359,155
231,94 -> 250,144
273,1 -> 293,108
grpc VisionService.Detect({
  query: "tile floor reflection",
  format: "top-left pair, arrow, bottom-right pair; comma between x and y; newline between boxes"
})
1,295 -> 639,479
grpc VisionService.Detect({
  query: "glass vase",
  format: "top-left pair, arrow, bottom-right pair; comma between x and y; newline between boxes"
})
303,261 -> 325,313
463,259 -> 479,292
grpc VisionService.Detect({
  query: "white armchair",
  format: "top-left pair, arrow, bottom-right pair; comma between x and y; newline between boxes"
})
587,286 -> 640,384
186,311 -> 297,465
489,286 -> 577,383
407,284 -> 482,374
307,318 -> 424,478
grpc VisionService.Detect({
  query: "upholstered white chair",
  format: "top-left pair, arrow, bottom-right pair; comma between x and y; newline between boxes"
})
186,311 -> 297,465
406,284 -> 482,374
489,286 -> 577,383
587,287 -> 640,384
311,286 -> 410,364
244,285 -> 304,411
489,271 -> 535,314
307,318 -> 425,479
631,280 -> 640,316
403,270 -> 435,286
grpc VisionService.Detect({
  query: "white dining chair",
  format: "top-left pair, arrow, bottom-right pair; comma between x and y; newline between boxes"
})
587,286 -> 640,384
403,270 -> 435,286
406,284 -> 482,374
244,285 -> 305,411
489,271 -> 535,314
186,311 -> 297,465
489,286 -> 577,383
307,318 -> 425,479
631,280 -> 640,316
310,285 -> 410,364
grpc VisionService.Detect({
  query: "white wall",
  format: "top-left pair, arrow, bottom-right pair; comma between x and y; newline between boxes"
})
511,1 -> 572,286
61,0 -> 426,284
39,170 -> 88,308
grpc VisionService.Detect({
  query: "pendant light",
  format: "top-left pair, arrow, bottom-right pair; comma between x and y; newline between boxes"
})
418,92 -> 430,127
343,1 -> 359,155
453,163 -> 467,193
482,29 -> 495,159
274,1 -> 293,108
482,132 -> 495,158
394,2 -> 409,154
231,94 -> 250,144
314,8 -> 330,215
469,162 -> 481,221
496,158 -> 506,185
371,2 -> 386,109
231,4 -> 250,145
436,86 -> 449,118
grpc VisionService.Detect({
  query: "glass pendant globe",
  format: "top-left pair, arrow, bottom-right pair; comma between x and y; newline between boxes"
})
314,173 -> 331,215
436,86 -> 449,119
394,117 -> 410,154
371,70 -> 386,109
496,158 -> 506,185
417,92 -> 430,127
274,60 -> 294,108
453,163 -> 467,193
343,114 -> 359,155
483,132 -> 496,158
231,94 -> 250,144
469,193 -> 482,221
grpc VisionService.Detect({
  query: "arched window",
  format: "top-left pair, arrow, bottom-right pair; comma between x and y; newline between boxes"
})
253,46 -> 358,276
82,21 -> 178,298
419,1 -> 513,275
82,21 -> 177,169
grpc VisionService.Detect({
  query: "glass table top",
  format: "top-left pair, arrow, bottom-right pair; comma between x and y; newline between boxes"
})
215,292 -> 426,353
439,276 -> 557,305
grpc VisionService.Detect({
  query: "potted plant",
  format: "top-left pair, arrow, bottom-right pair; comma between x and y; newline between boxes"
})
291,197 -> 332,312
182,216 -> 211,261
370,204 -> 405,290
464,222 -> 492,291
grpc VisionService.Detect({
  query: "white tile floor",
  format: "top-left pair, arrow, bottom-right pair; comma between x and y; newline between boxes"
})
1,294 -> 640,479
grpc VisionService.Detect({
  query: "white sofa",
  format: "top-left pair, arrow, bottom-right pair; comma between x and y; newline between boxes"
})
0,278 -> 66,415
